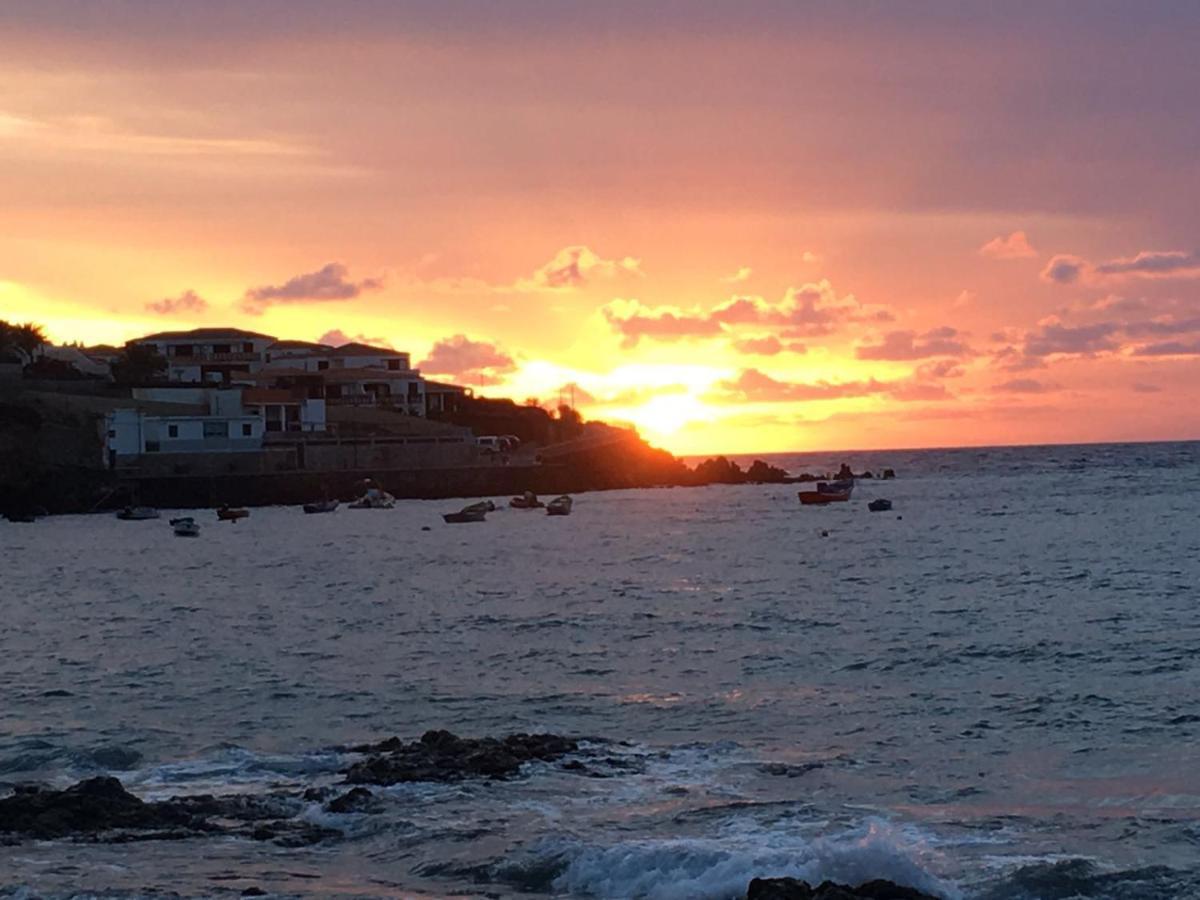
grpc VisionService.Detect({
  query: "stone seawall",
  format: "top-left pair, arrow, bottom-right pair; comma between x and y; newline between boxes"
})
112,463 -> 682,509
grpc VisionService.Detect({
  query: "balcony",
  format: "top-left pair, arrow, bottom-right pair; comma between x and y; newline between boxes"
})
327,394 -> 380,406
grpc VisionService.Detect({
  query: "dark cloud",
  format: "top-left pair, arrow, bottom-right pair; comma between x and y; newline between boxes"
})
1041,255 -> 1086,284
1023,322 -> 1119,357
603,304 -> 722,349
1130,339 -> 1200,357
1094,250 -> 1200,277
418,334 -> 517,385
1122,316 -> 1200,337
856,326 -> 971,360
605,281 -> 893,347
145,289 -> 207,315
241,263 -> 383,314
714,367 -> 952,404
916,359 -> 966,379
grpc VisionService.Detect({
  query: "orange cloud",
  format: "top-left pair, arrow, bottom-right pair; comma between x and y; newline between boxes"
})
979,230 -> 1037,260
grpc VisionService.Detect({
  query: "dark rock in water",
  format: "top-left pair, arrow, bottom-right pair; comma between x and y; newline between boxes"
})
757,761 -> 824,777
883,468 -> 896,479
0,777 -> 338,846
747,878 -> 940,900
325,786 -> 377,813
746,460 -> 790,483
344,730 -> 578,785
0,776 -> 197,839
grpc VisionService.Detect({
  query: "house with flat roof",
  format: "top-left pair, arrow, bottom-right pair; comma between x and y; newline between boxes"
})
130,328 -> 277,383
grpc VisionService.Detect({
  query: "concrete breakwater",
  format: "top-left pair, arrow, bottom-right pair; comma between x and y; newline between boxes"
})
107,462 -> 689,510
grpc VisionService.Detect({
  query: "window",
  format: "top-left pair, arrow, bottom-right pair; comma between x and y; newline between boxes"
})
212,344 -> 230,354
408,382 -> 421,398
167,424 -> 178,438
203,421 -> 229,438
317,360 -> 329,371
145,440 -> 160,452
243,342 -> 253,353
387,359 -> 401,370
172,344 -> 193,357
242,423 -> 253,437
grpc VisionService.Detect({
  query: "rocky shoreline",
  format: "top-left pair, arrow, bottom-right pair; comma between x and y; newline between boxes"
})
0,730 -> 941,898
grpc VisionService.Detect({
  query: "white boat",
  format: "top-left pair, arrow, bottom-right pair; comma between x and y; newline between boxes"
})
349,488 -> 395,509
116,506 -> 159,520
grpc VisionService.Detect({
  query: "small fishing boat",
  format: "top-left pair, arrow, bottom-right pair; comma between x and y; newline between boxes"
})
117,506 -> 160,520
303,499 -> 339,514
462,500 -> 496,514
171,517 -> 200,537
798,481 -> 853,505
217,506 -> 250,522
509,491 -> 544,509
443,506 -> 488,524
349,481 -> 395,509
546,495 -> 573,516
868,498 -> 893,512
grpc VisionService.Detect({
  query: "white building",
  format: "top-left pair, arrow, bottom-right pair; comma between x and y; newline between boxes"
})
130,328 -> 276,384
104,386 -> 325,465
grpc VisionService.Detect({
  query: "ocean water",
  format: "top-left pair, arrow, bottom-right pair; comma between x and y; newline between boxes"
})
1,441 -> 1198,899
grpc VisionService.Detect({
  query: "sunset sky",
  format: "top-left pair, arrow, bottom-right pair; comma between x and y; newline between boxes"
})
2,1 -> 1199,454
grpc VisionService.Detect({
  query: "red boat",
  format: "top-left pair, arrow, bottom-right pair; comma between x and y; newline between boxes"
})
798,480 -> 853,505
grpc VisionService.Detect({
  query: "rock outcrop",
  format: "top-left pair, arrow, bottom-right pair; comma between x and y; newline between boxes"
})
747,878 -> 940,900
343,729 -> 578,785
0,777 -> 337,846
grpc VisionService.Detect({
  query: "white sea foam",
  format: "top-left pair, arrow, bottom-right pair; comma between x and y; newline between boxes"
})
544,818 -> 960,899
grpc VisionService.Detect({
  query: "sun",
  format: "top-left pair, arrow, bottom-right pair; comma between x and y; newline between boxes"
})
622,393 -> 715,440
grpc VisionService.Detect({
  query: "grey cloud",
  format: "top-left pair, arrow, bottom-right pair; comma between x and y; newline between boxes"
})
418,334 -> 517,383
1023,322 -> 1119,357
1094,250 -> 1200,277
1131,339 -> 1200,356
856,326 -> 971,360
241,263 -> 383,314
1041,255 -> 1086,284
145,289 -> 208,315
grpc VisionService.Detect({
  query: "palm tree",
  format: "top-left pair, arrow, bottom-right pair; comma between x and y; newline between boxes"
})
12,323 -> 47,361
0,320 -> 47,363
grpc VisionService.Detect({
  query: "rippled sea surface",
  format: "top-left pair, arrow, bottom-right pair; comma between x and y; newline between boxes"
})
2,441 -> 1199,899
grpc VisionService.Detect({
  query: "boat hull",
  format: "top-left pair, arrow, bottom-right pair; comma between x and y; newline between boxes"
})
798,491 -> 850,505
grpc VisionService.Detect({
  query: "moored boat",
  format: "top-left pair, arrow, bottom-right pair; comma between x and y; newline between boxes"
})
303,499 -> 339,514
216,506 -> 250,522
171,517 -> 200,537
443,506 -> 487,524
117,506 -> 160,520
868,498 -> 893,512
349,480 -> 395,509
509,491 -> 544,509
546,495 -> 573,516
798,480 -> 853,505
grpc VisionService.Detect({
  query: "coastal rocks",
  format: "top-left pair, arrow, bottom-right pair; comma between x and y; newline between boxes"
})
325,786 -> 378,813
343,729 -> 578,785
0,777 -> 337,846
0,777 -> 199,840
747,878 -> 940,900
